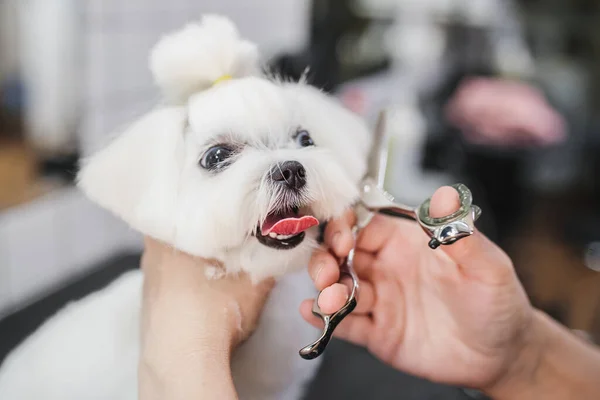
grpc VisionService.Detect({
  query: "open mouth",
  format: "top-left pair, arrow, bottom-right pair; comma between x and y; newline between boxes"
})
256,206 -> 319,250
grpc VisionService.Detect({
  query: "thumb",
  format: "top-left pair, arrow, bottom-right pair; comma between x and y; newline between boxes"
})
256,277 -> 276,298
429,187 -> 514,284
244,276 -> 276,306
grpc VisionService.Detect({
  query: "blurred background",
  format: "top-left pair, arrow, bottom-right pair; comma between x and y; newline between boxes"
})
0,0 -> 599,398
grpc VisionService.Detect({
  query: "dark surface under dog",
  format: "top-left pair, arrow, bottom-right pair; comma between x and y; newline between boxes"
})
0,253 -> 475,400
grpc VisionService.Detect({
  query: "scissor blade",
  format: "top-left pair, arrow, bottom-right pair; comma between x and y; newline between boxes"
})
365,110 -> 389,188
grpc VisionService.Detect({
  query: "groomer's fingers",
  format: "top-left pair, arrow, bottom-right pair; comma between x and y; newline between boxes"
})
300,301 -> 373,346
430,187 -> 514,284
309,248 -> 375,291
324,209 -> 356,258
352,250 -> 376,279
315,279 -> 376,314
353,214 -> 401,254
354,280 -> 375,314
316,283 -> 348,313
309,249 -> 340,291
428,186 -> 461,219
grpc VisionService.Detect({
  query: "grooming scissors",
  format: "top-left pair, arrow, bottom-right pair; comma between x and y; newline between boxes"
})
299,110 -> 482,360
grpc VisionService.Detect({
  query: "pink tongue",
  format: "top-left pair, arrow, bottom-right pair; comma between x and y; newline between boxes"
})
262,215 -> 319,236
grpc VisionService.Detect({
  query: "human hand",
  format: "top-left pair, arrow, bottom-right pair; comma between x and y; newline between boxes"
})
139,237 -> 274,399
300,187 -> 539,394
445,77 -> 566,148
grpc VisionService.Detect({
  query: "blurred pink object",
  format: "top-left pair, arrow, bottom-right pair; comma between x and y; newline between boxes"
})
445,77 -> 567,148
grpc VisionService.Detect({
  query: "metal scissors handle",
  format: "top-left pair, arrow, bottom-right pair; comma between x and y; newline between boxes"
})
299,109 -> 482,360
299,206 -> 372,360
298,225 -> 360,360
359,109 -> 481,248
361,178 -> 482,249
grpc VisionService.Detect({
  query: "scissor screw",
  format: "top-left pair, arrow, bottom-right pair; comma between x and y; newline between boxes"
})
428,238 -> 440,249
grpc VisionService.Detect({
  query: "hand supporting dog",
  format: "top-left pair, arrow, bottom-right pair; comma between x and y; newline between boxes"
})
139,237 -> 274,400
0,15 -> 373,400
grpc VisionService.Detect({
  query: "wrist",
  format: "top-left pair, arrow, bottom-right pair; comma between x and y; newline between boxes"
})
483,309 -> 547,399
484,309 -> 600,400
141,316 -> 234,372
139,331 -> 234,400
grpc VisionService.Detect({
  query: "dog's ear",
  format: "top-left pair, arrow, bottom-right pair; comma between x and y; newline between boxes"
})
77,107 -> 186,240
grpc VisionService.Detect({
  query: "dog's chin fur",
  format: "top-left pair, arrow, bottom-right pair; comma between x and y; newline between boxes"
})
77,76 -> 370,282
0,15 -> 372,400
76,16 -> 371,281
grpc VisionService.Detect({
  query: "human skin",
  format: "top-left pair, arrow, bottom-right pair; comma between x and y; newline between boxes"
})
138,237 -> 274,400
301,187 -> 600,399
445,77 -> 566,148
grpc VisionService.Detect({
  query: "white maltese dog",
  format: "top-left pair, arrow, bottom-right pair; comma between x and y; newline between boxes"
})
0,15 -> 371,399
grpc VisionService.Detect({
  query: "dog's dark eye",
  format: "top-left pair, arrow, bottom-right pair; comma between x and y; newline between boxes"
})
295,130 -> 314,147
199,145 -> 234,170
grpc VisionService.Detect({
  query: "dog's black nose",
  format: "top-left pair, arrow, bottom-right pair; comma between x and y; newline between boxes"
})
270,161 -> 306,190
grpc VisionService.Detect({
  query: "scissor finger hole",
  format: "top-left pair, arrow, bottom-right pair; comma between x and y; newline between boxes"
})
314,283 -> 348,314
418,184 -> 472,225
313,273 -> 356,312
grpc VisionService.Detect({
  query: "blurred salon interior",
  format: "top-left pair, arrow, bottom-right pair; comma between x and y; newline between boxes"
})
0,0 -> 599,398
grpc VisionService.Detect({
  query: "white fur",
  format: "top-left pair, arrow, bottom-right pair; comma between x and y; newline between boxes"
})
0,269 -> 320,400
150,15 -> 259,104
77,76 -> 367,283
0,15 -> 371,399
0,271 -> 142,400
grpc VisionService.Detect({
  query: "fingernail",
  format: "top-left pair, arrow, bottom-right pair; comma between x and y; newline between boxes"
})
314,263 -> 324,284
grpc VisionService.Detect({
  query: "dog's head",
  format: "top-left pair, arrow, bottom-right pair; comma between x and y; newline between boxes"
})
77,16 -> 371,281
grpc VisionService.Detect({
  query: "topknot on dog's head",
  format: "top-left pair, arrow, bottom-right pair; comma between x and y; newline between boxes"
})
149,15 -> 260,103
